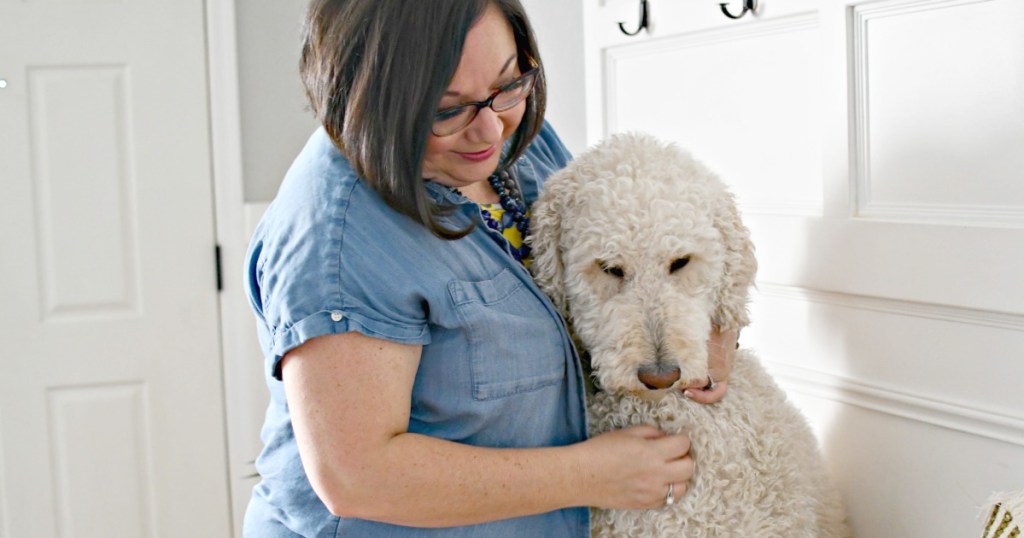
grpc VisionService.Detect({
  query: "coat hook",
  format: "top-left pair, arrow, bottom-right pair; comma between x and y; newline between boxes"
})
618,0 -> 649,36
720,0 -> 757,20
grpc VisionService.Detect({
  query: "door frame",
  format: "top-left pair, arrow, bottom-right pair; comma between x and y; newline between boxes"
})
205,0 -> 262,530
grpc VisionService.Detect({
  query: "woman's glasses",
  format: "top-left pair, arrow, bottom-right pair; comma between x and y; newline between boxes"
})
432,68 -> 538,137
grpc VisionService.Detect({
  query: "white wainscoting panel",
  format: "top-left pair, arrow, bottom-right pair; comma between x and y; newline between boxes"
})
744,212 -> 1024,317
778,389 -> 1024,537
603,14 -> 823,217
747,284 -> 1024,441
744,275 -> 1024,535
849,0 -> 1024,227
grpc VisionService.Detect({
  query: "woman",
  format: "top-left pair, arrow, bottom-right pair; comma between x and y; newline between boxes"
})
243,1 -> 736,536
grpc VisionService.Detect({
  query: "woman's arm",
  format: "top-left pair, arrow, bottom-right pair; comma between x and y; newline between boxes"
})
683,327 -> 738,404
282,331 -> 694,528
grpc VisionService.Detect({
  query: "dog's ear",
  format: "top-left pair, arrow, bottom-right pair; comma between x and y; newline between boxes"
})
528,168 -> 572,316
711,190 -> 757,331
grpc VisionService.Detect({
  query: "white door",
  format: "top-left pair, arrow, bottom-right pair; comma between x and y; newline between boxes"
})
584,0 -> 1024,536
0,0 -> 232,536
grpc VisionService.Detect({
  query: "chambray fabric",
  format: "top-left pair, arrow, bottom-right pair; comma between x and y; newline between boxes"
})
243,122 -> 589,537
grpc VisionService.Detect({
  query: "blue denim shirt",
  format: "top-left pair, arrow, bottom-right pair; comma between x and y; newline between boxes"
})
243,122 -> 589,537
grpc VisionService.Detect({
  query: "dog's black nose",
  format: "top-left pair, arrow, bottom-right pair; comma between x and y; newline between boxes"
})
637,365 -> 681,390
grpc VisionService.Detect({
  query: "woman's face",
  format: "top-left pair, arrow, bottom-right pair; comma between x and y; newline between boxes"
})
421,5 -> 526,199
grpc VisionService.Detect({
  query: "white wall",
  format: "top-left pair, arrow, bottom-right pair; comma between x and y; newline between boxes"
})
234,1 -> 318,202
520,0 -> 588,156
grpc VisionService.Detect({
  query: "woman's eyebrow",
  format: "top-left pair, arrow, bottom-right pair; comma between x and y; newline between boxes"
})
496,53 -> 517,78
443,54 -> 518,97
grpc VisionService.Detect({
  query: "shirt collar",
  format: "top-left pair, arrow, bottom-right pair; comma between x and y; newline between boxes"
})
424,180 -> 470,205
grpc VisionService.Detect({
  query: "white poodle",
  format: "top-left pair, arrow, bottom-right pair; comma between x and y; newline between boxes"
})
529,133 -> 850,537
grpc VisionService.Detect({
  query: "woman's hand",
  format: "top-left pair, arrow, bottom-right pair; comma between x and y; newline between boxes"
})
575,425 -> 694,510
683,326 -> 737,404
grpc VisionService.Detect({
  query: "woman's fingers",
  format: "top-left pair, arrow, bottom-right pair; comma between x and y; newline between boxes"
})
619,424 -> 668,440
648,431 -> 691,461
684,379 -> 729,404
648,455 -> 694,508
684,325 -> 738,404
663,479 -> 689,507
582,427 -> 695,509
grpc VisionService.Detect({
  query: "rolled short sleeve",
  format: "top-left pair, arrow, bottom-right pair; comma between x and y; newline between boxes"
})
245,134 -> 431,379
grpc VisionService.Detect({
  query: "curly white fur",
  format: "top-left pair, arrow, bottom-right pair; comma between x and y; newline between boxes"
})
529,133 -> 850,537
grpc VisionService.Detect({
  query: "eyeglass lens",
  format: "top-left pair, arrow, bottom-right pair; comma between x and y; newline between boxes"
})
432,71 -> 536,136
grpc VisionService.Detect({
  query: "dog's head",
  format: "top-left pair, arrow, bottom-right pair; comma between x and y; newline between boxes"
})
529,133 -> 756,397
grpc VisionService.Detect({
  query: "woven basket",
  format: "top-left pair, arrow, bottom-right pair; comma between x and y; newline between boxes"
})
983,491 -> 1024,538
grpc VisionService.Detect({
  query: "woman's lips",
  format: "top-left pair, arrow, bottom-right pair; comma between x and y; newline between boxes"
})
456,145 -> 497,162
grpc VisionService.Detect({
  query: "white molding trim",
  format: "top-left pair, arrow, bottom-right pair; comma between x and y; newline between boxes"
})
755,282 -> 1024,331
603,11 -> 818,137
601,45 -> 618,141
856,201 -> 1024,229
851,0 -> 996,20
765,359 -> 1024,447
245,203 -> 271,235
205,0 -> 256,533
846,0 -> 1024,228
0,408 -> 8,538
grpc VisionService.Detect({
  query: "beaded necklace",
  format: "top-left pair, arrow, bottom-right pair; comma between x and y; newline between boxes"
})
455,170 -> 531,264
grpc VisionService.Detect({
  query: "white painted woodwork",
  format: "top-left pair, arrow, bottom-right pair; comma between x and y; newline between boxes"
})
28,67 -> 141,320
849,0 -> 1024,227
206,0 -> 271,530
48,384 -> 154,537
583,0 -> 1024,536
0,1 -> 232,536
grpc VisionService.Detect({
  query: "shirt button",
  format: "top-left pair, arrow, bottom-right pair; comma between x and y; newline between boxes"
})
330,311 -> 344,322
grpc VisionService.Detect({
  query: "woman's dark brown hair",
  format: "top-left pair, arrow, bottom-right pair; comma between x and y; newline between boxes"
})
300,0 -> 547,239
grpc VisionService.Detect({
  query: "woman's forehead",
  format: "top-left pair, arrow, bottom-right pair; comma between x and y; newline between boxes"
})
446,5 -> 519,94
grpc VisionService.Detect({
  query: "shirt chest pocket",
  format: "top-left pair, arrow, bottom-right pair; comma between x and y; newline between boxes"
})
448,268 -> 567,401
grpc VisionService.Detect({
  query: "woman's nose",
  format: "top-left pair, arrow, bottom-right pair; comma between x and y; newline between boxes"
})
464,106 -> 504,143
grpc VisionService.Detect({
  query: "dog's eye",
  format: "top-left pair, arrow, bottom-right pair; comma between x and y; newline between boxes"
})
600,263 -> 625,278
669,257 -> 690,273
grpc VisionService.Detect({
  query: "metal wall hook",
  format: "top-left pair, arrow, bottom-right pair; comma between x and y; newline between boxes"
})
618,0 -> 649,36
720,0 -> 758,19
